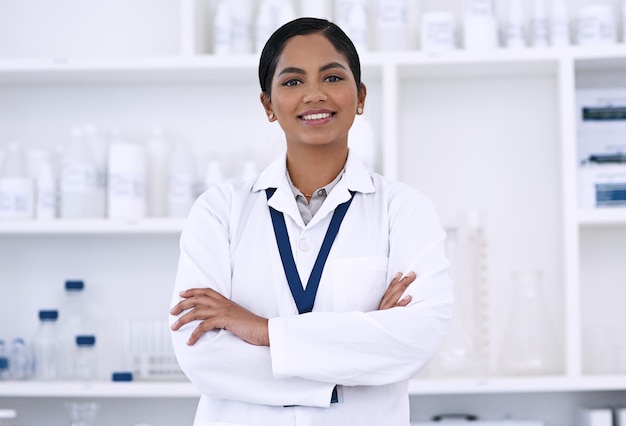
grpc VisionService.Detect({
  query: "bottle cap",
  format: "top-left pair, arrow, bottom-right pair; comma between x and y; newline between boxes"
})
38,310 -> 58,321
65,280 -> 85,291
112,371 -> 133,382
0,357 -> 9,369
75,335 -> 96,346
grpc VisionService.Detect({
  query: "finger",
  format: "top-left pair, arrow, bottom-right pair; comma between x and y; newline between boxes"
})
171,308 -> 208,331
187,319 -> 223,345
396,295 -> 412,307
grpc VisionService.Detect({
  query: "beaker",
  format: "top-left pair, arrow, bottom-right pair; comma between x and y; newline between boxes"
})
497,270 -> 561,376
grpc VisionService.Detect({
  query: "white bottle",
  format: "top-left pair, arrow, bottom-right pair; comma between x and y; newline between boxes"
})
421,11 -> 458,53
145,128 -> 171,217
168,140 -> 197,218
335,0 -> 356,28
213,0 -> 233,55
277,0 -> 297,27
0,142 -> 34,219
33,310 -> 61,381
346,0 -> 369,53
202,160 -> 224,193
505,0 -> 527,48
463,0 -> 498,50
550,0 -> 570,46
375,0 -> 409,51
256,0 -> 276,54
73,335 -> 97,381
230,0 -> 255,54
299,0 -> 331,19
34,157 -> 58,220
60,127 -> 98,218
530,0 -> 549,47
82,124 -> 107,218
577,5 -> 617,46
107,139 -> 147,220
349,117 -> 377,171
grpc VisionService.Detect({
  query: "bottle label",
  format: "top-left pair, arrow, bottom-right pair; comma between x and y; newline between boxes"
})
465,0 -> 495,18
109,173 -> 146,200
61,162 -> 97,194
377,0 -> 407,28
0,177 -> 34,218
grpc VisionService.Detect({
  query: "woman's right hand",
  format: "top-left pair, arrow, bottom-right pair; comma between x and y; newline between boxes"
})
377,272 -> 417,310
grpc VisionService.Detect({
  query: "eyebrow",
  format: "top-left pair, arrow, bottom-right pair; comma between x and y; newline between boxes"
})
278,62 -> 347,77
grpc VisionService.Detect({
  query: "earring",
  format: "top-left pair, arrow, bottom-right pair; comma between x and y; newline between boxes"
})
357,107 -> 363,114
268,112 -> 275,121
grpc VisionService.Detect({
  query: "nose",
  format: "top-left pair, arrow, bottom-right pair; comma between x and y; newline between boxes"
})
302,81 -> 327,104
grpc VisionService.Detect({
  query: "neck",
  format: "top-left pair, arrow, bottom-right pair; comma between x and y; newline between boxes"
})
286,144 -> 348,196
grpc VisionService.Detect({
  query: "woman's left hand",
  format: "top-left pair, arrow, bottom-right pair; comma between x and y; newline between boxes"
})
170,288 -> 269,347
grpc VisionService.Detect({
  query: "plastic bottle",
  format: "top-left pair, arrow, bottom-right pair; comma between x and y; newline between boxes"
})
577,5 -> 617,46
530,0 -> 549,47
0,340 -> 9,380
549,0 -> 570,46
255,0 -> 276,54
498,270 -> 561,375
299,0 -> 331,19
82,124 -> 107,218
31,152 -> 58,220
230,0 -> 254,54
60,127 -> 98,218
8,338 -> 33,380
463,0 -> 498,50
145,128 -> 171,217
421,11 -> 458,53
0,141 -> 34,219
202,160 -> 224,193
33,309 -> 61,381
375,0 -> 409,51
213,0 -> 233,55
168,140 -> 197,217
346,0 -> 369,53
74,335 -> 97,380
60,280 -> 91,379
505,0 -> 527,48
107,138 -> 147,220
349,117 -> 377,171
277,0 -> 297,27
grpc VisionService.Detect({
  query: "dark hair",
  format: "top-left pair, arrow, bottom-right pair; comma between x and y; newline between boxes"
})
258,17 -> 362,97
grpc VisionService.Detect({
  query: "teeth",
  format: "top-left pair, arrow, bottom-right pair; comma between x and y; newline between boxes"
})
302,112 -> 331,121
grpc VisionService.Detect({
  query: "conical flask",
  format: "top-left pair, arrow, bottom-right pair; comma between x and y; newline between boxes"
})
498,270 -> 561,375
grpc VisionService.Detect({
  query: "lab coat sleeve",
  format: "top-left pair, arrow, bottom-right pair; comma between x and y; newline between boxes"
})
269,185 -> 454,386
170,187 -> 335,407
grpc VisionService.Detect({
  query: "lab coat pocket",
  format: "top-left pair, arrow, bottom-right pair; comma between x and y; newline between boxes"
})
330,256 -> 388,312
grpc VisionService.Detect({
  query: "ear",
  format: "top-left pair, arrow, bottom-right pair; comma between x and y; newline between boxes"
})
357,83 -> 367,113
260,92 -> 273,119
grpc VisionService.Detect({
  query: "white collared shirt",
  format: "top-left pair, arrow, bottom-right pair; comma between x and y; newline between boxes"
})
170,150 -> 453,426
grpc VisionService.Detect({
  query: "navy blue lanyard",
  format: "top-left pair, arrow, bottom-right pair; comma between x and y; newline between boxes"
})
265,188 -> 356,314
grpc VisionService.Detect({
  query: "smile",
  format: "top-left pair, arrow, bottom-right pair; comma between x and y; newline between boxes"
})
300,112 -> 334,121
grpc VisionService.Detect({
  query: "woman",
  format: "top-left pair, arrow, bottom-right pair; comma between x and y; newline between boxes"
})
169,17 -> 453,426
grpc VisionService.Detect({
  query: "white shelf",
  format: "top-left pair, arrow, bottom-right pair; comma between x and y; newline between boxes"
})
0,218 -> 186,235
578,208 -> 626,226
0,381 -> 198,398
409,375 -> 626,395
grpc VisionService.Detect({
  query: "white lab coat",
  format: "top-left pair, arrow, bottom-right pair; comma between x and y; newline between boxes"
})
170,151 -> 453,426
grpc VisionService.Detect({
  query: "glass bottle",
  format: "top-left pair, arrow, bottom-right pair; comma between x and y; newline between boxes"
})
60,280 -> 88,378
9,337 -> 33,380
74,335 -> 97,381
33,309 -> 61,380
498,270 -> 561,375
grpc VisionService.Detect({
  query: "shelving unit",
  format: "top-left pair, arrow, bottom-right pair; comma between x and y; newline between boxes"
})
2,0 -> 626,425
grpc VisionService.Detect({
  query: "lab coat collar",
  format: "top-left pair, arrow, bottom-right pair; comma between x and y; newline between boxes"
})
252,150 -> 375,227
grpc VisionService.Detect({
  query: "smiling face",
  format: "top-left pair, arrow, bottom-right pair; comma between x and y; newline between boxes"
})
261,33 -> 366,151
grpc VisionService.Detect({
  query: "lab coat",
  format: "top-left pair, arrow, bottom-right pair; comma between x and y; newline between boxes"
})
170,151 -> 454,426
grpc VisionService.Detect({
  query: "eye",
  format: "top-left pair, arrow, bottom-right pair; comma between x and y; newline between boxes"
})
325,75 -> 344,83
282,79 -> 301,87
